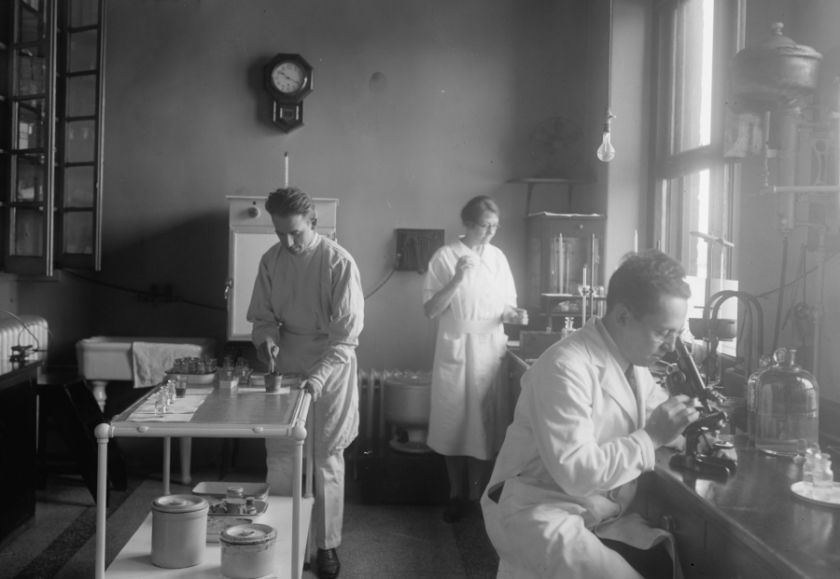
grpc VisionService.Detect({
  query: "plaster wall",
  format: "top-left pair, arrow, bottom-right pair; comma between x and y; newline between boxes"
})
20,0 -> 603,372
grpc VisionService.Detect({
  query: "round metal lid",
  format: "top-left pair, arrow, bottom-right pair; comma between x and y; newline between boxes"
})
738,22 -> 822,60
220,523 -> 277,545
151,494 -> 208,514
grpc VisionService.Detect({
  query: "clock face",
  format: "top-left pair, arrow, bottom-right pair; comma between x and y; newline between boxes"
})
271,61 -> 307,95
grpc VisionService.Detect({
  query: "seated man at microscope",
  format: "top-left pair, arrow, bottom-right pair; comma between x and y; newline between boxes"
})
482,249 -> 701,579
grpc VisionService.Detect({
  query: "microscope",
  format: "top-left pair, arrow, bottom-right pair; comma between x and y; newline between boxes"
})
662,338 -> 738,480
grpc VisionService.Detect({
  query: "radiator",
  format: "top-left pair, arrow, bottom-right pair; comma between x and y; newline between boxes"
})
0,314 -> 49,364
357,368 -> 394,455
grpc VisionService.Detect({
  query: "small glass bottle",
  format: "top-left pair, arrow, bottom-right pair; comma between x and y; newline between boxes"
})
560,317 -> 575,339
811,453 -> 834,500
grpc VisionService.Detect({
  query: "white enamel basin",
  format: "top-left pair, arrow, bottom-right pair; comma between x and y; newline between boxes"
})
76,336 -> 215,381
75,335 -> 215,486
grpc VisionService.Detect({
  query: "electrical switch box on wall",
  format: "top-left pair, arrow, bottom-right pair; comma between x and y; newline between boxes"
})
395,229 -> 444,273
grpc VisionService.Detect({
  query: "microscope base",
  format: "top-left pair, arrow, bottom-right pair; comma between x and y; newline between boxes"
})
670,452 -> 736,481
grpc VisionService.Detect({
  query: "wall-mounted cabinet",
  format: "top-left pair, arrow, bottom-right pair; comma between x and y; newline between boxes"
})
0,0 -> 105,276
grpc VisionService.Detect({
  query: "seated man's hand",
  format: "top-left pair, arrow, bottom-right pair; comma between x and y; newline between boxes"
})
698,432 -> 738,464
644,395 -> 700,447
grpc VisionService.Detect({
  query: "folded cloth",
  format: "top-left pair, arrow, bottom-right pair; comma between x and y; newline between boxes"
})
131,341 -> 205,388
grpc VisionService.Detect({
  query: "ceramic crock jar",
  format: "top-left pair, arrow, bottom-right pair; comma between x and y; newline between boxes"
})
150,494 -> 209,568
220,523 -> 278,579
730,22 -> 822,112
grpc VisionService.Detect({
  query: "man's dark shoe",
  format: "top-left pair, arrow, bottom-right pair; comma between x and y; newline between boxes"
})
317,548 -> 341,579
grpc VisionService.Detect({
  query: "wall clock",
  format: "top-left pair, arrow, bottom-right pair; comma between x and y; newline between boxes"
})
263,53 -> 314,133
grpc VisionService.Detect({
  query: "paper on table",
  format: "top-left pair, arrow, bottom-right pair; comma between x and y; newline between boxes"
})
128,391 -> 209,421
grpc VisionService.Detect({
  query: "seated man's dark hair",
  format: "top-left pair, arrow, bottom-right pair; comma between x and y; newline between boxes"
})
606,249 -> 691,317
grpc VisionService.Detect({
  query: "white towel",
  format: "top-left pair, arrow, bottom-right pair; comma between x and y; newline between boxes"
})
131,341 -> 205,388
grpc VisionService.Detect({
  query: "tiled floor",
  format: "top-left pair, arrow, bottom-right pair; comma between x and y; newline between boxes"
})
0,460 -> 499,578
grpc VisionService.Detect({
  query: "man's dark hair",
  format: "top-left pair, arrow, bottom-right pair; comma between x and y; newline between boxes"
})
265,187 -> 317,226
606,249 -> 691,317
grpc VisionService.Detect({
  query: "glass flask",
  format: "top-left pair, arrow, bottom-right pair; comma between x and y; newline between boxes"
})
754,348 -> 819,457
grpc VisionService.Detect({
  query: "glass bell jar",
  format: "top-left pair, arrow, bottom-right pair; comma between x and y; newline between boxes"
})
752,347 -> 819,457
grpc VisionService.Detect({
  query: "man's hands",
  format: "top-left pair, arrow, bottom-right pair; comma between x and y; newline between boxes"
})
264,338 -> 280,363
303,379 -> 323,402
644,395 -> 700,447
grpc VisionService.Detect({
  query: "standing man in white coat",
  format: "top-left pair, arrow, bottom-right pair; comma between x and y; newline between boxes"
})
248,188 -> 364,579
482,249 -> 699,579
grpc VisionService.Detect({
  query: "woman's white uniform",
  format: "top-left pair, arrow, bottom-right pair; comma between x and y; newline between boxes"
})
423,239 -> 517,460
481,318 -> 682,579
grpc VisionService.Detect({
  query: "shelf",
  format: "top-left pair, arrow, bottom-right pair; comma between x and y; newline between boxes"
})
508,177 -> 590,185
509,177 -> 593,217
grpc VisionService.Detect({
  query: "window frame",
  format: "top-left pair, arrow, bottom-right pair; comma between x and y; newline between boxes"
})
651,0 -> 745,284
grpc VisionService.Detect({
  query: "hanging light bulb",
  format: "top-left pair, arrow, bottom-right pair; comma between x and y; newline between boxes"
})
596,110 -> 616,162
597,0 -> 615,163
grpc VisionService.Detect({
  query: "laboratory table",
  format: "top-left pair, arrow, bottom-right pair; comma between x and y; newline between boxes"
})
635,443 -> 840,579
94,384 -> 313,579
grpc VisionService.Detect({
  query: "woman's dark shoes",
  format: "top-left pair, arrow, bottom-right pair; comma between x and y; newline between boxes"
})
443,497 -> 467,523
316,548 -> 341,578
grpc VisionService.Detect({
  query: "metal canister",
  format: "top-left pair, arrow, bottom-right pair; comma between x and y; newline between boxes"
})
220,523 -> 277,579
150,494 -> 209,568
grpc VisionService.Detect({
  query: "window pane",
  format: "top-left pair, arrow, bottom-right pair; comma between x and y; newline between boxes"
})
671,0 -> 714,153
18,0 -> 45,44
64,165 -> 95,207
69,0 -> 99,28
63,211 -> 94,254
11,208 -> 44,256
66,74 -> 96,117
17,100 -> 45,149
65,120 -> 96,163
15,153 -> 46,202
16,46 -> 47,96
68,29 -> 99,73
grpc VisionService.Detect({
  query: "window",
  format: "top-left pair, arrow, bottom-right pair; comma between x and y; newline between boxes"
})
652,0 -> 743,318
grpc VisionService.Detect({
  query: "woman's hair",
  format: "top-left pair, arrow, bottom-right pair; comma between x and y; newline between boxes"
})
265,187 -> 317,225
606,249 -> 691,317
460,195 -> 499,226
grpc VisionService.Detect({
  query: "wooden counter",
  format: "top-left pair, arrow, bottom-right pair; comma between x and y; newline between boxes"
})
0,356 -> 44,544
505,348 -> 840,579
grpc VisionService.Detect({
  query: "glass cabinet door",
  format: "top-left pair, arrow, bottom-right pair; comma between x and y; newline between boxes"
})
1,0 -> 104,275
56,0 -> 104,268
2,0 -> 56,276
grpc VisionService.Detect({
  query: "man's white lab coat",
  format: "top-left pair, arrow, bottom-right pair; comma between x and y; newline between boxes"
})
481,318 -> 682,578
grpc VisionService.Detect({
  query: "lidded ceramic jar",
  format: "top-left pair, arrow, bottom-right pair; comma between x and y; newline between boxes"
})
220,523 -> 277,579
151,494 -> 208,568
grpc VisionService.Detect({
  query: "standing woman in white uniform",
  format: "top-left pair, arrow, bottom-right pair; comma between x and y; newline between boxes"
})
423,195 -> 528,522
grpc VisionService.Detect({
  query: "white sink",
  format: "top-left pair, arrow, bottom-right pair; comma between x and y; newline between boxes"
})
76,336 -> 216,485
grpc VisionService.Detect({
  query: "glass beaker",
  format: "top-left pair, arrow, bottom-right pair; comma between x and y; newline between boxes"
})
754,348 -> 819,457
